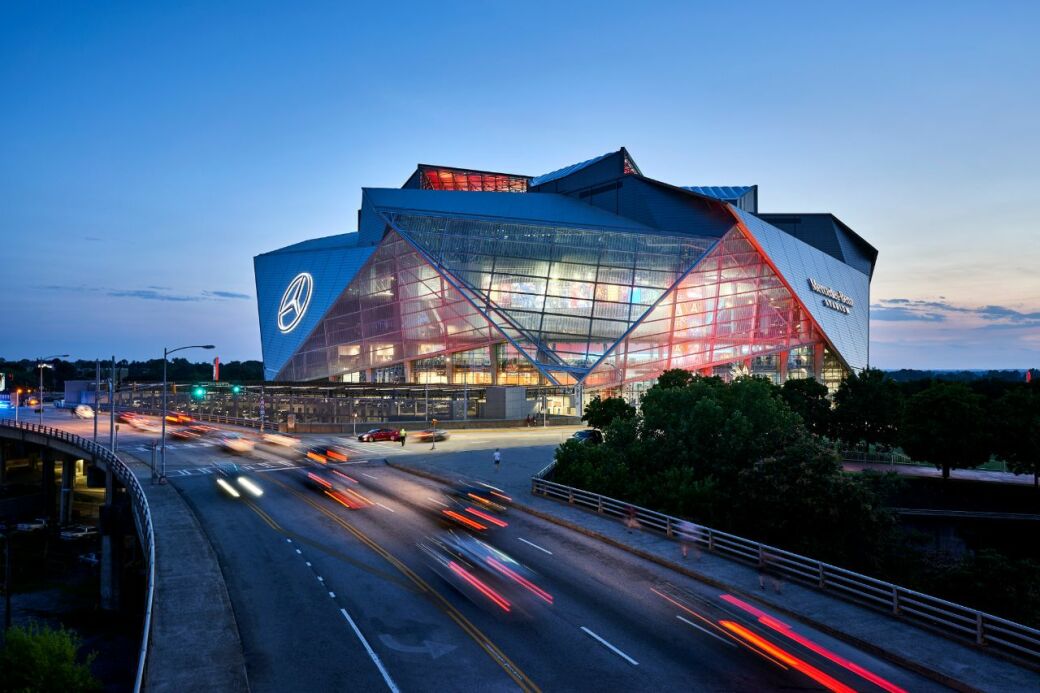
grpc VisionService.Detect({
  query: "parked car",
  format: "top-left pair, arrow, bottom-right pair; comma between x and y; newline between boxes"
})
414,428 -> 450,443
60,525 -> 99,541
15,517 -> 49,532
571,429 -> 603,444
73,405 -> 95,419
358,428 -> 403,443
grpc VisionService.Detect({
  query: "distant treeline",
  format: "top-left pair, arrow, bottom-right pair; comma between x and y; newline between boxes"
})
884,368 -> 1037,382
0,358 -> 264,390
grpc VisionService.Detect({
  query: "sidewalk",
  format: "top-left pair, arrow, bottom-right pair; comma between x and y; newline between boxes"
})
390,450 -> 1039,693
120,453 -> 250,693
844,462 -> 1037,486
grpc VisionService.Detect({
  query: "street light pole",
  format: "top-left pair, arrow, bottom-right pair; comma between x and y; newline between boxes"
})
36,354 -> 69,425
160,344 -> 214,482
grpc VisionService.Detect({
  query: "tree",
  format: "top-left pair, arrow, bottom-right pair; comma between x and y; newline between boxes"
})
899,382 -> 991,479
832,368 -> 903,448
655,368 -> 695,390
0,622 -> 100,692
780,377 -> 831,436
581,396 -> 636,431
994,387 -> 1040,487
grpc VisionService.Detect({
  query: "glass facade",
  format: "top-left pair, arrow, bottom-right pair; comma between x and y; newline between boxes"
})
584,228 -> 828,391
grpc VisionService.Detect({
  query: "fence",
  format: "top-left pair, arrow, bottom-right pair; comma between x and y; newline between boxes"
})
0,419 -> 155,692
530,468 -> 1040,664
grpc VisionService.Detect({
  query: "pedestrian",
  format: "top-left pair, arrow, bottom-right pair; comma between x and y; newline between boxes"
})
676,519 -> 701,560
399,427 -> 407,447
759,550 -> 783,594
624,505 -> 641,532
493,448 -> 501,471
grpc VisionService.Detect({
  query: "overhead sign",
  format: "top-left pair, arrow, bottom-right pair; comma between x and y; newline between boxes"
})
808,278 -> 854,315
277,272 -> 314,333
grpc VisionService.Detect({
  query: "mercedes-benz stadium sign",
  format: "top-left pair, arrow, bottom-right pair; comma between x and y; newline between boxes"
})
277,272 -> 314,333
808,277 -> 854,314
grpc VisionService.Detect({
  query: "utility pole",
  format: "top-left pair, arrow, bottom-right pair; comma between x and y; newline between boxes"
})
109,356 -> 116,451
3,523 -> 11,631
93,360 -> 100,443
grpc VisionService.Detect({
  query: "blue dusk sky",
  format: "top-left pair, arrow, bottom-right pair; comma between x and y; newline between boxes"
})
2,2 -> 1038,369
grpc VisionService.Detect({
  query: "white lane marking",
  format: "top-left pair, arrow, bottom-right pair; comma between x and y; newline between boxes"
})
340,607 -> 400,693
580,626 -> 639,666
286,538 -> 292,543
426,496 -> 448,507
375,502 -> 396,513
518,537 -> 552,555
677,615 -> 736,647
295,549 -> 302,555
317,576 -> 324,582
362,473 -> 378,480
305,561 -> 312,567
328,591 -> 336,599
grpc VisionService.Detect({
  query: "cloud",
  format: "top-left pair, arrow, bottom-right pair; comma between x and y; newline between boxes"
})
203,290 -> 251,300
872,298 -> 1040,328
107,289 -> 202,302
870,306 -> 945,322
37,284 -> 251,303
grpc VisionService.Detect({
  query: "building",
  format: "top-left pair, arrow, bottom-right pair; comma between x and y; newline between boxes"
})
253,148 -> 875,403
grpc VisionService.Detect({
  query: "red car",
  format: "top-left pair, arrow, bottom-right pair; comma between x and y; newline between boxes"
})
358,428 -> 403,443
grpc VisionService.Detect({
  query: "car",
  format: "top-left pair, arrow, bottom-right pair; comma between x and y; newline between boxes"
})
171,427 -> 201,441
571,429 -> 603,445
73,405 -> 95,419
414,428 -> 450,443
358,428 -> 403,443
305,445 -> 349,464
220,433 -> 255,454
214,463 -> 263,498
303,463 -> 370,509
425,485 -> 510,533
262,433 -> 299,448
418,531 -> 553,614
60,525 -> 99,541
15,517 -> 49,532
117,412 -> 139,424
164,412 -> 193,425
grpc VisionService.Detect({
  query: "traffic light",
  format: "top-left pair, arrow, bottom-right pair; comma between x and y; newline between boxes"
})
231,385 -> 241,394
192,386 -> 206,399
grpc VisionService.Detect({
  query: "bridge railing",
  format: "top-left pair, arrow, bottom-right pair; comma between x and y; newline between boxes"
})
531,468 -> 1040,663
0,419 -> 155,692
96,406 -> 263,429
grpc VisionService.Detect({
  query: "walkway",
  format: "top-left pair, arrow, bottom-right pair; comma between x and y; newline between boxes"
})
844,462 -> 1038,486
391,444 -> 1039,693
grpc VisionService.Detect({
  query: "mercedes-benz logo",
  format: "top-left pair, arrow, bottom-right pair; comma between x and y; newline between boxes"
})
277,272 -> 314,334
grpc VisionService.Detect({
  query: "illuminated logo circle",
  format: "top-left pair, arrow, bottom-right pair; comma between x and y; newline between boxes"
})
277,272 -> 314,334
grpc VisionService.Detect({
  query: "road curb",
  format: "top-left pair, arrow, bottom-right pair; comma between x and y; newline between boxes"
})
385,459 -> 981,693
121,452 -> 252,693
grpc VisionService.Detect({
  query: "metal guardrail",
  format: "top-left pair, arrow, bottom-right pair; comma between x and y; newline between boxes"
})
530,468 -> 1040,663
0,419 -> 155,692
99,406 -> 262,430
841,450 -> 915,466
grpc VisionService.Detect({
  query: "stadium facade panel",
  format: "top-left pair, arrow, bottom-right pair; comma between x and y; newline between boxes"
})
255,148 -> 875,398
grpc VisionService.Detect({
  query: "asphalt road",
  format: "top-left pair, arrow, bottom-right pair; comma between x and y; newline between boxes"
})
15,409 -> 945,692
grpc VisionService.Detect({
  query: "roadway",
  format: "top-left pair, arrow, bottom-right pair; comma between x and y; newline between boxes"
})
10,408 -> 945,692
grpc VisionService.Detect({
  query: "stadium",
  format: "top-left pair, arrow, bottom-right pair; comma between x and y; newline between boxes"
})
254,148 -> 875,407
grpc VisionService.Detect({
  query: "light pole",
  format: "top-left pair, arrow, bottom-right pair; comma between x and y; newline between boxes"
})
37,354 -> 69,425
161,344 -> 214,482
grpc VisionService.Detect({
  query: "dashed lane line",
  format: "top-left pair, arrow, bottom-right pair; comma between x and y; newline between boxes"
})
580,627 -> 639,666
517,537 -> 553,555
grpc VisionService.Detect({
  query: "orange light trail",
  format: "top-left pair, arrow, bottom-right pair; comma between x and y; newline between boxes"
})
720,594 -> 907,693
448,561 -> 511,611
719,621 -> 855,693
324,490 -> 358,509
486,557 -> 553,604
442,510 -> 486,531
464,506 -> 508,527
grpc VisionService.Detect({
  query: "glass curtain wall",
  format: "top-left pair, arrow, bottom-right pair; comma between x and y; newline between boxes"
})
585,227 -> 832,390
278,230 -> 500,381
390,213 -> 716,377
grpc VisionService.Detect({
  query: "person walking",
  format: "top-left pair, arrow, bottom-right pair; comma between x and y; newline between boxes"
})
676,520 -> 701,560
493,448 -> 501,471
399,428 -> 407,447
